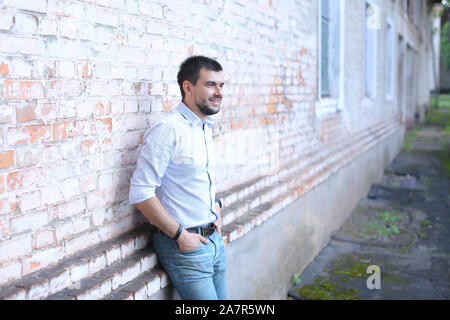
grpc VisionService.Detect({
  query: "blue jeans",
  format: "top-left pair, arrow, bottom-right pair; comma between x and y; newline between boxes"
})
152,229 -> 227,300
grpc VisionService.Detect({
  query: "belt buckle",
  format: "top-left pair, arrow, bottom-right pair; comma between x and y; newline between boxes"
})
201,225 -> 215,237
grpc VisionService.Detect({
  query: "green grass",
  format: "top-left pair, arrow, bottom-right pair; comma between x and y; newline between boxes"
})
403,127 -> 421,152
431,94 -> 450,109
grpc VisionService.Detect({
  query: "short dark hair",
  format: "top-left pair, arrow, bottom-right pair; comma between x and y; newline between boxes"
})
177,55 -> 223,99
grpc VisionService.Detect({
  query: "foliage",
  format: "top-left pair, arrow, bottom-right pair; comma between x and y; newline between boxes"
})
441,21 -> 450,69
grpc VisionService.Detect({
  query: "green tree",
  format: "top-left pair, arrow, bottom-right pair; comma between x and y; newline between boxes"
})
442,21 -> 450,69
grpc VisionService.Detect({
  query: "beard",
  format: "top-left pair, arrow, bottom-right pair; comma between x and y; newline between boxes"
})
196,98 -> 221,116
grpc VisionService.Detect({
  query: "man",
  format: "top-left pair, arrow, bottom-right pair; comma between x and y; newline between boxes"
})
129,56 -> 226,300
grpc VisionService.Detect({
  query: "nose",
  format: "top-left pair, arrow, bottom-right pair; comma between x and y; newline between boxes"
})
214,85 -> 223,97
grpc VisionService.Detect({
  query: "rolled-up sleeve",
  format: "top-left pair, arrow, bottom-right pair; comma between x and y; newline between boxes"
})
129,122 -> 175,204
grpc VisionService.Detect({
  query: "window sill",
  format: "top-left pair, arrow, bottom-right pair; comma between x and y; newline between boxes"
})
315,98 -> 341,119
361,97 -> 375,108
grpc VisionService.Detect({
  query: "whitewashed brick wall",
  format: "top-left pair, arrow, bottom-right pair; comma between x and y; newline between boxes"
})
0,0 -> 432,287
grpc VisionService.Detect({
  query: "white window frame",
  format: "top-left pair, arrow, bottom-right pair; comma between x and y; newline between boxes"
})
363,0 -> 379,107
316,0 -> 344,118
385,16 -> 395,101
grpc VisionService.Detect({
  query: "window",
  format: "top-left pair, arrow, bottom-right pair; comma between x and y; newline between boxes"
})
318,0 -> 342,112
385,18 -> 394,100
414,0 -> 421,28
320,0 -> 330,97
364,1 -> 378,100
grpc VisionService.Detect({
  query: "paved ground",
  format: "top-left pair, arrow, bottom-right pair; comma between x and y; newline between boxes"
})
288,108 -> 450,300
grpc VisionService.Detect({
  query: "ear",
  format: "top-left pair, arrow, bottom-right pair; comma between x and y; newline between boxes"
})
182,80 -> 193,97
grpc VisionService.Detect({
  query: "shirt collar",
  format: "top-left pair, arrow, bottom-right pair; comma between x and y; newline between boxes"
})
177,101 -> 215,127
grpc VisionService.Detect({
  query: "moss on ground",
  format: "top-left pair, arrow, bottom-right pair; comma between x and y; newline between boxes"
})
294,276 -> 360,300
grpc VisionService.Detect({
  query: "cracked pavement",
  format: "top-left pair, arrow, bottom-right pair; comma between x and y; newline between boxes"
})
289,108 -> 450,300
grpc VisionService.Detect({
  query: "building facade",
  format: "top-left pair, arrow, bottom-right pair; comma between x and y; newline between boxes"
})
0,0 -> 437,299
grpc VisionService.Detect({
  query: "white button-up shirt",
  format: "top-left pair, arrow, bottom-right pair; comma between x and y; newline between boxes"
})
129,101 -> 218,228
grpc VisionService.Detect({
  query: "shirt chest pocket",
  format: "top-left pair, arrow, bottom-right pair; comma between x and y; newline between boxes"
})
172,149 -> 205,166
171,129 -> 207,166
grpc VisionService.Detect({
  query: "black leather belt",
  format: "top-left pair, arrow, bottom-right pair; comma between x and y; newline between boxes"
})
186,223 -> 216,237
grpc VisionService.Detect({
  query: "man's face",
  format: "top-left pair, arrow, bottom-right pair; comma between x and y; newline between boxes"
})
191,68 -> 224,116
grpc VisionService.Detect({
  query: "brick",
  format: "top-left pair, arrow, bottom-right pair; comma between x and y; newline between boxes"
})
94,118 -> 113,134
0,61 -> 9,75
10,209 -> 48,233
77,278 -> 112,300
123,100 -> 138,113
90,63 -> 110,80
41,179 -> 80,207
16,147 -> 41,168
18,190 -> 42,212
120,238 -> 135,258
4,0 -> 47,13
60,142 -> 78,160
105,245 -> 121,265
85,4 -> 119,27
93,102 -> 110,118
133,284 -> 148,300
146,274 -> 161,296
123,115 -> 147,131
34,228 -> 55,249
0,11 -> 14,31
56,199 -> 84,220
49,269 -> 71,294
16,103 -> 37,123
56,61 -> 75,78
92,207 -> 107,226
81,175 -> 97,193
55,220 -> 73,241
53,121 -> 85,141
27,279 -> 49,300
140,253 -> 158,273
0,35 -> 45,55
7,167 -> 49,192
69,262 -> 89,283
112,262 -> 140,290
13,13 -> 38,34
40,144 -> 61,164
88,254 -> 107,275
7,124 -> 51,145
59,100 -> 77,118
0,150 -> 14,169
77,62 -> 94,79
63,231 -> 100,257
72,215 -> 90,234
3,80 -> 45,100
46,38 -> 85,59
47,0 -> 84,19
0,214 -> 9,238
86,192 -> 99,211
0,234 -> 32,263
98,173 -> 113,190
0,194 -> 17,215
53,162 -> 79,181
81,139 -> 96,155
59,17 -> 78,39
0,175 -> 4,194
0,261 -> 22,286
0,103 -> 15,124
38,17 -> 57,36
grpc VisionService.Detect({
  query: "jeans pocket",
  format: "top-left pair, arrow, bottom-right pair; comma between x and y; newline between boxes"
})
177,243 -> 205,255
